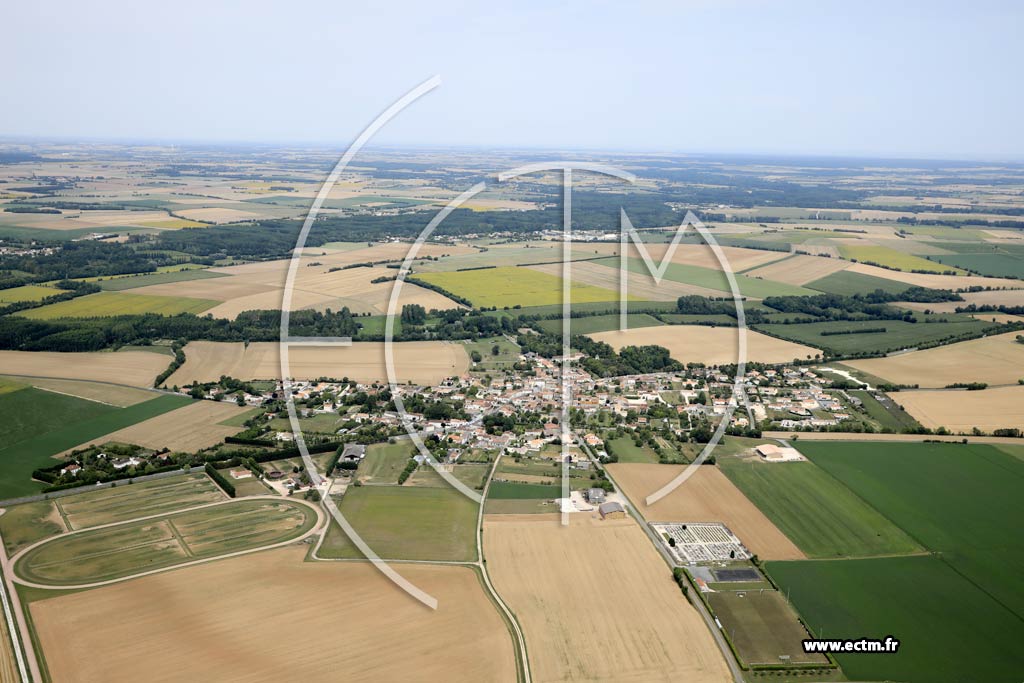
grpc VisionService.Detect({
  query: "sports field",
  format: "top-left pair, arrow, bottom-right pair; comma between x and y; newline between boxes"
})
167,340 -> 470,385
591,325 -> 819,365
0,500 -> 66,555
767,556 -> 1024,683
17,291 -> 218,319
412,266 -> 622,308
15,498 -> 317,586
57,473 -> 225,529
606,463 -> 804,560
895,385 -> 1024,432
484,514 -> 731,683
29,546 -> 516,682
0,349 -> 168,387
318,485 -> 478,561
60,399 -> 251,453
717,456 -> 921,557
845,331 -> 1024,387
706,590 -> 828,666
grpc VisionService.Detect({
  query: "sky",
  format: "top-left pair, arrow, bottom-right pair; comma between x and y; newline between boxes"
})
2,0 -> 1021,159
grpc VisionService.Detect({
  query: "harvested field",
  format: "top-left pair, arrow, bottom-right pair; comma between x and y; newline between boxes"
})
484,514 -> 731,683
0,376 -> 156,407
846,262 -> 1023,290
606,463 -> 804,560
893,385 -> 1024,433
590,325 -> 819,365
899,287 -> 1024,313
131,242 -> 473,318
845,331 -> 1024,387
0,350 -> 167,388
174,207 -> 261,223
746,253 -> 849,285
30,547 -> 515,683
59,400 -> 251,454
167,340 -> 469,385
573,242 -> 787,272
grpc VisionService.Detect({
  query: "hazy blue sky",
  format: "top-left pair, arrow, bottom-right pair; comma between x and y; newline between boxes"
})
3,0 -> 1021,158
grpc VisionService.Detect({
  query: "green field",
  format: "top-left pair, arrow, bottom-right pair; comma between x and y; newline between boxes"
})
838,244 -> 965,274
754,316 -> 993,355
0,284 -> 61,303
15,499 -> 315,585
359,440 -> 416,484
0,393 -> 192,499
806,269 -> 911,296
848,389 -> 922,431
596,256 -> 818,298
0,500 -> 66,556
318,485 -> 478,561
706,589 -> 829,667
485,300 -> 679,319
658,313 -> 738,326
2,386 -> 115,448
929,252 -> 1024,278
95,268 -> 227,291
534,313 -> 664,335
767,556 -> 1024,683
797,441 -> 1024,617
487,481 -> 562,499
606,436 -> 660,464
464,336 -> 521,373
411,266 -> 623,308
717,457 -> 921,557
17,291 -> 219,319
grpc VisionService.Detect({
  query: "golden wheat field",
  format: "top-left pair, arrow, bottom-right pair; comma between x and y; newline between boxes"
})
744,254 -> 849,285
30,547 -> 516,683
0,350 -> 167,388
131,242 -> 472,318
845,331 -> 1024,388
167,340 -> 469,386
606,464 -> 805,561
590,325 -> 819,365
484,513 -> 731,683
891,385 -> 1024,433
59,400 -> 251,454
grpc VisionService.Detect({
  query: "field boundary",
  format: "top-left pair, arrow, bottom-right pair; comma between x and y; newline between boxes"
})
9,496 -> 324,590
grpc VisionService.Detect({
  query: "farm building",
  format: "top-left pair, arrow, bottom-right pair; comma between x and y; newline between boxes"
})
341,444 -> 367,462
755,444 -> 803,462
599,501 -> 626,519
